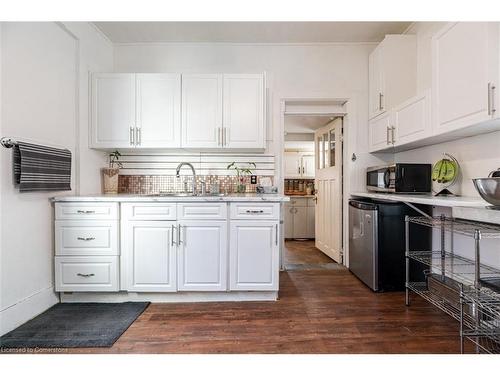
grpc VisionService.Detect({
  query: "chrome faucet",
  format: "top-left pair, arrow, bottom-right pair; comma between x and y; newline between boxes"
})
175,162 -> 197,195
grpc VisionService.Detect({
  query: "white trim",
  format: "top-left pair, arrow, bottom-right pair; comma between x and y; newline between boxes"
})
0,286 -> 58,336
112,41 -> 380,47
59,291 -> 278,303
87,22 -> 114,47
401,22 -> 417,35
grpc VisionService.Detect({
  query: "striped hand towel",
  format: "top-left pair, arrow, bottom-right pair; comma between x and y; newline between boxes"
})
13,141 -> 71,192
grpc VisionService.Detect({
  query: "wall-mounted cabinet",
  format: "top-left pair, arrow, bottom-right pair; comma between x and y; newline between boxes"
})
91,72 -> 265,151
284,151 -> 315,178
432,22 -> 499,134
368,35 -> 417,120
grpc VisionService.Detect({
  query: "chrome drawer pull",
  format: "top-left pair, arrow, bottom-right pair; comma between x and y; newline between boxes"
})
77,210 -> 95,214
77,273 -> 95,277
246,210 -> 264,214
77,237 -> 95,241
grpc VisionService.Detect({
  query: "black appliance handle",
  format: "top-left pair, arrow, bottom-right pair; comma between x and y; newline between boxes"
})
383,168 -> 391,188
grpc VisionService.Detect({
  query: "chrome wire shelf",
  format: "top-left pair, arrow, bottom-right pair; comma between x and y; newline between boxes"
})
408,216 -> 500,238
407,251 -> 500,287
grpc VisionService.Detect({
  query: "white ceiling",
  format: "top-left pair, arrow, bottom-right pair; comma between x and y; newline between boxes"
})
285,115 -> 334,134
93,22 -> 412,44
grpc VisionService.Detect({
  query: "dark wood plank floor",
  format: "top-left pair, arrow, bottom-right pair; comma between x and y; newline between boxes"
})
284,240 -> 334,265
69,268 -> 470,354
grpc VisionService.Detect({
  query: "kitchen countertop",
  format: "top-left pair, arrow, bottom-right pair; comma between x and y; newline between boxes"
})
51,193 -> 290,203
351,191 -> 488,208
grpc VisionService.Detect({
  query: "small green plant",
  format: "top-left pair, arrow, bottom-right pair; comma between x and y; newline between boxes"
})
227,162 -> 256,193
108,150 -> 123,169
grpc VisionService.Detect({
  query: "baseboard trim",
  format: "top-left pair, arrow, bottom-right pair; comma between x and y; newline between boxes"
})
60,291 -> 278,303
0,286 -> 59,336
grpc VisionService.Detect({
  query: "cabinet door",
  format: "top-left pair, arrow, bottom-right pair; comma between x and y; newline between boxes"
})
393,91 -> 431,147
223,74 -> 265,149
306,205 -> 315,239
177,221 -> 227,291
432,22 -> 499,134
284,206 -> 294,239
292,206 -> 308,239
284,152 -> 301,178
301,154 -> 315,178
368,112 -> 393,152
91,73 -> 135,148
136,74 -> 181,148
181,74 -> 223,148
230,221 -> 279,291
369,47 -> 384,119
122,221 -> 177,292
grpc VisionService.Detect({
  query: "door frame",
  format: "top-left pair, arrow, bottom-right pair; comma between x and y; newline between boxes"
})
278,94 -> 358,268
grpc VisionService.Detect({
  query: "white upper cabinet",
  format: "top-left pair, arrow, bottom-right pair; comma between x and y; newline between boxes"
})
432,22 -> 499,134
284,152 -> 315,178
368,112 -> 393,152
223,74 -> 265,149
91,74 -> 135,148
301,154 -> 315,178
136,74 -> 181,148
392,90 -> 432,149
181,74 -> 223,149
369,35 -> 417,120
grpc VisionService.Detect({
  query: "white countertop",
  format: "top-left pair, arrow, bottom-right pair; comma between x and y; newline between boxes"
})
351,191 -> 489,208
51,193 -> 290,203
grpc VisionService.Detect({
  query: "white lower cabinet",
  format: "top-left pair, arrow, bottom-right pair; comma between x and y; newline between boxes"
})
122,221 -> 177,292
177,220 -> 228,291
229,221 -> 279,291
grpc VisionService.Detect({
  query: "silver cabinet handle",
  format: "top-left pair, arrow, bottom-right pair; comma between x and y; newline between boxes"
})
136,127 -> 141,146
77,210 -> 95,214
178,224 -> 183,244
246,210 -> 264,214
488,82 -> 496,116
275,224 -> 278,245
130,126 -> 134,145
294,208 -> 298,213
302,166 -> 305,174
391,126 -> 396,144
386,126 -> 391,145
77,237 -> 95,241
171,224 -> 177,246
289,208 -> 294,213
379,92 -> 384,110
77,273 -> 95,277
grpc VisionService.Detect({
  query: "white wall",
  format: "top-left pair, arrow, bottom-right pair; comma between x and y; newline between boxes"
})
396,22 -> 500,197
0,22 -> 112,335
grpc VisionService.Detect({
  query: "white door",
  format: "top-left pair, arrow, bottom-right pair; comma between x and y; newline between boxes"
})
301,154 -> 315,178
314,118 -> 343,262
284,152 -> 301,178
136,74 -> 181,148
368,112 -> 393,152
223,74 -> 265,149
122,221 -> 177,292
177,221 -> 227,291
229,221 -> 279,291
181,74 -> 223,148
432,22 -> 499,134
91,73 -> 135,148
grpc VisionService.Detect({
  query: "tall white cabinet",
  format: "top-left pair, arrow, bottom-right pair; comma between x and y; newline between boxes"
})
91,73 -> 182,148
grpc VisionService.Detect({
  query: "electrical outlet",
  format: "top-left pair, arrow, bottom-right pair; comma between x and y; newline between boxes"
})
250,176 -> 257,184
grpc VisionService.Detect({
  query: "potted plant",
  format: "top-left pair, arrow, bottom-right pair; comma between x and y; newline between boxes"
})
102,150 -> 122,194
227,162 -> 256,193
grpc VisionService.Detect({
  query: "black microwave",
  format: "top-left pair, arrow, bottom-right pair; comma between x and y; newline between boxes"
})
366,163 -> 432,193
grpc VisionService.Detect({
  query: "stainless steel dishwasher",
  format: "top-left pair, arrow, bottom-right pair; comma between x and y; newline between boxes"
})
349,200 -> 378,291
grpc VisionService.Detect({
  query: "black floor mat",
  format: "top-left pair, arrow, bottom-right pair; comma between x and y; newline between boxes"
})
0,302 -> 149,348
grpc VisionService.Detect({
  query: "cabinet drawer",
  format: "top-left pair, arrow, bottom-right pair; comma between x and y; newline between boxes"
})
177,203 -> 227,220
55,220 -> 118,256
230,203 -> 280,220
55,256 -> 119,292
55,202 -> 118,220
121,203 -> 177,221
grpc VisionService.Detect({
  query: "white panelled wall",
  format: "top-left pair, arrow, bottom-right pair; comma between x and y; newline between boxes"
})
0,22 -> 113,336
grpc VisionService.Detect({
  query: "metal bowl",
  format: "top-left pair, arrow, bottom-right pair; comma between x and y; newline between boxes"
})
473,178 -> 500,207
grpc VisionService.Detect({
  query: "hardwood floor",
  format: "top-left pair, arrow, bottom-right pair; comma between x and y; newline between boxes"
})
284,240 -> 334,265
68,268 -> 470,354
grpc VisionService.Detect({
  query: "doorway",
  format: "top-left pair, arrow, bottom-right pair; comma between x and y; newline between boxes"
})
280,99 -> 346,270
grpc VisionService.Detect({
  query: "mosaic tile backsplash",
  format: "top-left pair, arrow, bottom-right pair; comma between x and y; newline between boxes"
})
118,175 -> 274,195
